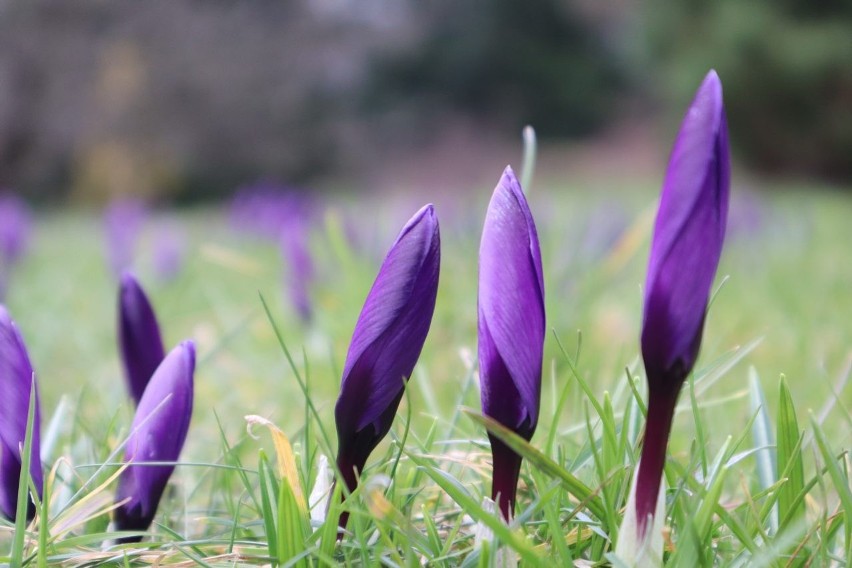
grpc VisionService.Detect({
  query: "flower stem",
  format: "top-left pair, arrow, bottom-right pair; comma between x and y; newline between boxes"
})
489,435 -> 523,521
635,387 -> 679,538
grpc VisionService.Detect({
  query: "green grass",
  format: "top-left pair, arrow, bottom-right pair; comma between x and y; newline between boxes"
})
0,177 -> 850,565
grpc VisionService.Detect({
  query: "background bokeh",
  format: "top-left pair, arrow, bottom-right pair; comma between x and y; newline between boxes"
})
1,0 -> 850,203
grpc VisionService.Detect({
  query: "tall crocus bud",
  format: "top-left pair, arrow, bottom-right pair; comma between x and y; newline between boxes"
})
118,272 -> 166,406
0,306 -> 42,521
334,205 -> 440,508
114,341 -> 195,541
617,70 -> 730,565
478,167 -> 545,520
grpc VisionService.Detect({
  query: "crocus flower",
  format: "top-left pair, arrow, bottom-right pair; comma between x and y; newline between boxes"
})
617,70 -> 730,564
0,194 -> 32,300
0,305 -> 42,521
118,272 -> 166,406
478,167 -> 545,520
114,341 -> 195,541
334,205 -> 440,508
104,198 -> 148,277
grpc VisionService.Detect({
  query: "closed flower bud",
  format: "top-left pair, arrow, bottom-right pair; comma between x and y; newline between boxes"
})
114,341 -> 195,541
118,272 -> 166,406
0,305 -> 42,521
617,70 -> 731,565
334,204 -> 440,511
478,167 -> 545,519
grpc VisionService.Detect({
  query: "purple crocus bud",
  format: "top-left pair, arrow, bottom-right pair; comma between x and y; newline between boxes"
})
104,198 -> 148,277
478,167 -> 545,520
118,272 -> 166,406
0,305 -> 42,521
618,70 -> 730,563
334,205 -> 440,511
114,341 -> 195,541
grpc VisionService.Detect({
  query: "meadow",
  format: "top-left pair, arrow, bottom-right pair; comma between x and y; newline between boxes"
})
0,173 -> 850,566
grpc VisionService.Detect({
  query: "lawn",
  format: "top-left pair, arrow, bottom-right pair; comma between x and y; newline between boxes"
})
1,175 -> 850,565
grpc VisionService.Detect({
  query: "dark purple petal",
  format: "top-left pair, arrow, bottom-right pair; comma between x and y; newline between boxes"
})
641,70 -> 730,390
477,166 -> 545,518
635,70 -> 730,536
229,181 -> 317,240
0,442 -> 20,519
114,341 -> 195,540
118,272 -> 166,406
0,305 -> 42,521
334,204 -> 440,492
478,166 -> 545,431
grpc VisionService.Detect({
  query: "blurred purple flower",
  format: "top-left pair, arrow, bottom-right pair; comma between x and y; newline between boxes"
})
334,204 -> 440,517
229,181 -> 316,240
630,70 -> 731,544
478,167 -> 545,520
104,198 -> 148,277
727,187 -> 765,240
152,223 -> 187,282
0,305 -> 42,521
0,193 -> 32,299
114,341 -> 195,541
0,193 -> 32,265
118,272 -> 166,406
280,217 -> 315,323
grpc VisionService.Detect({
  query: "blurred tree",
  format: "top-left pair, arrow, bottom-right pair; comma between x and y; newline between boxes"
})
0,0 -> 368,202
645,0 -> 852,181
364,0 -> 626,139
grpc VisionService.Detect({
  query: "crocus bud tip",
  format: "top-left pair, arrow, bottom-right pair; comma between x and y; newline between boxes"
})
180,340 -> 197,363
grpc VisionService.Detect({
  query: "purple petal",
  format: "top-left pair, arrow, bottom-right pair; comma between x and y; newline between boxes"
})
334,204 -> 440,487
118,272 -> 166,406
0,442 -> 19,519
114,341 -> 195,538
635,70 -> 731,536
641,70 -> 730,389
0,305 -> 42,520
478,167 -> 545,432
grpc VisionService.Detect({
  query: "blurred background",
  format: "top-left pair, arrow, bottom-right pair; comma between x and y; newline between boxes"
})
1,0 -> 850,204
0,0 -> 849,437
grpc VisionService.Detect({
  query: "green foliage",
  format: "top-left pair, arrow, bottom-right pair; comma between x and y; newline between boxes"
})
0,181 -> 850,564
365,0 -> 625,138
645,0 -> 852,179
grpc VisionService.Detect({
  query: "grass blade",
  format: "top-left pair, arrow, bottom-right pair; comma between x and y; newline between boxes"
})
776,376 -> 805,529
